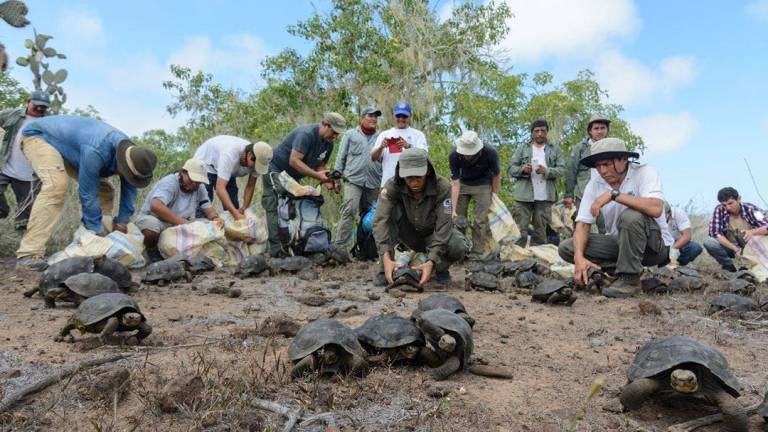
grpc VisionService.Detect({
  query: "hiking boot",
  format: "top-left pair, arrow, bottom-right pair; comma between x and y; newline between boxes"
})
601,274 -> 641,298
16,255 -> 48,272
374,272 -> 387,287
146,248 -> 164,264
434,270 -> 451,284
722,264 -> 738,273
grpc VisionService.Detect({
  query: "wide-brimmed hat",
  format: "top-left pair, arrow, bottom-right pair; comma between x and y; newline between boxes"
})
398,148 -> 429,177
117,140 -> 157,188
251,141 -> 273,175
455,130 -> 483,156
579,137 -> 639,168
182,159 -> 208,184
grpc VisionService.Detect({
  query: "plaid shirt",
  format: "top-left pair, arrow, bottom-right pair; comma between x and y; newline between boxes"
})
708,202 -> 768,237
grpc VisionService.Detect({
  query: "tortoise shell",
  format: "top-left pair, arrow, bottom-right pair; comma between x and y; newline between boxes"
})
515,270 -> 539,288
390,267 -> 422,289
532,279 -> 569,297
63,273 -> 120,298
414,309 -> 473,368
273,256 -> 313,272
287,319 -> 366,362
675,267 -> 702,279
355,315 -> 424,350
668,276 -> 706,292
94,257 -> 133,289
38,257 -> 95,296
467,272 -> 498,290
142,259 -> 187,283
413,294 -> 469,316
72,293 -> 145,327
627,335 -> 740,398
503,258 -> 537,276
709,293 -> 756,313
235,255 -> 270,277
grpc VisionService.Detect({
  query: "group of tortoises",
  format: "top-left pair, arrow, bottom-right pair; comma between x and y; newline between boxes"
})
288,294 -> 480,381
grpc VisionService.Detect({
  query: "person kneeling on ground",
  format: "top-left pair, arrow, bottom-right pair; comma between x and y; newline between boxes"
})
704,186 -> 768,272
135,159 -> 223,262
372,148 -> 469,288
664,202 -> 702,266
558,138 -> 673,298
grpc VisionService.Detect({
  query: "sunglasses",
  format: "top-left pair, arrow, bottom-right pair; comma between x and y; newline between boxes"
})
395,114 -> 409,119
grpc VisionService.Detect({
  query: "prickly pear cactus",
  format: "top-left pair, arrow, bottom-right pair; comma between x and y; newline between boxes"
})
15,29 -> 67,112
0,0 -> 30,28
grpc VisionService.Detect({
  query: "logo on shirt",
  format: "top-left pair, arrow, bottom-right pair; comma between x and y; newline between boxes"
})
443,199 -> 452,215
318,150 -> 328,160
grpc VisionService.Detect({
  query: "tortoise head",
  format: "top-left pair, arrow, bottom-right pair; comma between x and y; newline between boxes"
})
400,344 -> 420,360
438,334 -> 456,353
318,345 -> 340,366
561,287 -> 573,297
121,312 -> 142,327
670,369 -> 698,393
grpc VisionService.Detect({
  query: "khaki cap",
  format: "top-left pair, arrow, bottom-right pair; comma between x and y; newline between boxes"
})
323,112 -> 347,134
455,130 -> 483,156
398,148 -> 429,177
580,137 -> 639,168
182,158 -> 209,184
251,141 -> 273,175
587,114 -> 611,129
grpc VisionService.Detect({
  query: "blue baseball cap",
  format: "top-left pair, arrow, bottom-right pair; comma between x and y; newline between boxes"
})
393,100 -> 411,117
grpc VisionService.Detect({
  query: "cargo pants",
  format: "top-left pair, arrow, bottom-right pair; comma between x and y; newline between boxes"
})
513,200 -> 552,247
335,182 -> 378,249
455,183 -> 492,259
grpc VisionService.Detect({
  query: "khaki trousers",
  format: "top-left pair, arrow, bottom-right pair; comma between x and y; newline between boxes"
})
513,200 -> 552,247
334,182 -> 378,249
17,136 -> 115,258
455,183 -> 492,259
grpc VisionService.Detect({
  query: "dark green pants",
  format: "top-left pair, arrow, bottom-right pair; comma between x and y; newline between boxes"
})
558,208 -> 669,275
261,174 -> 283,257
455,183 -> 492,259
513,200 -> 552,247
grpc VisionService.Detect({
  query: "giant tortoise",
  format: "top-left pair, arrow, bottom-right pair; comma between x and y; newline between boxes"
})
44,273 -> 121,308
287,319 -> 368,379
412,294 -> 475,327
412,308 -> 473,381
355,315 -> 438,366
55,293 -> 152,345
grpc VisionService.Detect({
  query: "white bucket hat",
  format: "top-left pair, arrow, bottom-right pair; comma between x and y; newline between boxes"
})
455,130 -> 483,156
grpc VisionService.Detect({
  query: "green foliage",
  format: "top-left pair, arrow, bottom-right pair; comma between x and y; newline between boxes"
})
15,29 -> 67,112
0,0 -> 29,28
131,129 -> 190,177
0,70 -> 27,109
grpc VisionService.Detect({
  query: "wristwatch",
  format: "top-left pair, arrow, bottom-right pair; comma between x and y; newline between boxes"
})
610,189 -> 620,201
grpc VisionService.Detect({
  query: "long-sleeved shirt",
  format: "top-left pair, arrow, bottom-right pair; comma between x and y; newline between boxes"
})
22,115 -> 136,233
708,202 -> 768,238
508,141 -> 565,203
334,126 -> 381,189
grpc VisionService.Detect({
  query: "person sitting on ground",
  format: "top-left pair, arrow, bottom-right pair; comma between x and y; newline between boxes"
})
193,135 -> 272,221
0,90 -> 50,231
135,159 -> 223,262
704,187 -> 768,272
558,138 -> 672,298
372,148 -> 469,288
664,202 -> 702,267
449,130 -> 500,260
508,119 -> 565,247
16,115 -> 157,270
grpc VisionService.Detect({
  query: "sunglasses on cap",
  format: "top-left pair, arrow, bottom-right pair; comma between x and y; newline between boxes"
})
395,114 -> 409,119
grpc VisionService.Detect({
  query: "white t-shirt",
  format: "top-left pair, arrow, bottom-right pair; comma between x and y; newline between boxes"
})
2,117 -> 35,181
667,207 -> 691,241
372,126 -> 428,186
530,144 -> 548,201
576,164 -> 673,246
193,135 -> 256,182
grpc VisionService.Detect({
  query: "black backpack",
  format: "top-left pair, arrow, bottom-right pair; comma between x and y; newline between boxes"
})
352,221 -> 378,261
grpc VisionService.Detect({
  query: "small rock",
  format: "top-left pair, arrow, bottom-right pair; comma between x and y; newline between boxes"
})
325,282 -> 341,290
255,313 -> 300,337
168,315 -> 182,322
637,300 -> 661,316
507,294 -> 518,300
426,382 -> 456,398
337,292 -> 368,302
388,288 -> 406,298
336,304 -> 361,318
367,292 -> 381,301
295,293 -> 331,307
228,287 -> 242,298
157,375 -> 204,413
595,296 -> 607,303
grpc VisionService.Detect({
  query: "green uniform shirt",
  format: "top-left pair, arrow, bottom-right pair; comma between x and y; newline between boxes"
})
0,108 -> 26,172
564,137 -> 592,201
372,170 -> 453,264
508,141 -> 565,203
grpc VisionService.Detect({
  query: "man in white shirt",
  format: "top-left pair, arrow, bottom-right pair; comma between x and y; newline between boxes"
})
193,135 -> 272,221
664,202 -> 702,266
370,100 -> 428,187
0,90 -> 49,230
558,138 -> 672,298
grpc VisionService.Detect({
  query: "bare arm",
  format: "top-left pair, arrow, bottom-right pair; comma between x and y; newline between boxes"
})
450,180 -> 460,216
371,139 -> 386,162
673,228 -> 692,249
149,198 -> 188,226
491,174 -> 500,194
572,221 -> 600,286
240,175 -> 258,211
288,149 -> 326,181
615,194 -> 663,218
716,234 -> 741,253
215,177 -> 241,218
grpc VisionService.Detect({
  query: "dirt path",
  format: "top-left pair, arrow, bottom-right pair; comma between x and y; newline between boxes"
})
1,259 -> 766,431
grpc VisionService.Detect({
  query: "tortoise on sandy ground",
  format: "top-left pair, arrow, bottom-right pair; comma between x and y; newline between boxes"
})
287,319 -> 368,379
271,256 -> 313,273
675,266 -> 703,279
464,271 -> 499,291
44,273 -> 121,308
355,315 -> 439,366
708,293 -> 758,315
619,335 -> 747,432
720,279 -> 756,296
727,270 -> 758,284
234,255 -> 272,278
142,259 -> 192,286
667,276 -> 706,292
412,293 -> 475,327
323,245 -> 351,266
55,293 -> 152,345
412,308 -> 473,381
169,255 -> 215,275
388,267 -> 423,292
575,268 -> 611,293
502,258 -> 549,277
641,276 -> 669,294
514,270 -> 540,289
531,279 -> 576,306
24,256 -> 95,298
93,257 -> 135,290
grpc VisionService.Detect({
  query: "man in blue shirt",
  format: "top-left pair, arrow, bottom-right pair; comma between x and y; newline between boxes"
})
16,115 -> 157,270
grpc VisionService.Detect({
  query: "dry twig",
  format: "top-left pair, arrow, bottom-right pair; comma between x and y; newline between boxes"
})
666,401 -> 762,432
252,398 -> 303,432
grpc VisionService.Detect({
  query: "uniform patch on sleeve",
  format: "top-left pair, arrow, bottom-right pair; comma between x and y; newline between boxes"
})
443,199 -> 452,214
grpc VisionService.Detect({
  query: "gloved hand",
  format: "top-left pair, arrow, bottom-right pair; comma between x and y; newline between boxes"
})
669,247 -> 680,263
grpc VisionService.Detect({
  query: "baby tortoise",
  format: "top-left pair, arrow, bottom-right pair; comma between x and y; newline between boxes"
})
531,279 -> 576,306
388,267 -> 423,292
142,259 -> 192,286
24,256 -> 95,298
355,315 -> 439,366
412,293 -> 475,327
55,293 -> 152,345
412,308 -> 473,381
44,273 -> 121,308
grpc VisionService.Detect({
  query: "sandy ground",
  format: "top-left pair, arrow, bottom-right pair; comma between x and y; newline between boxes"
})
1,257 -> 767,432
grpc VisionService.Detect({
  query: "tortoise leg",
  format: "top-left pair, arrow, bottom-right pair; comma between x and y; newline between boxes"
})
546,293 -> 563,305
457,312 -> 475,328
619,378 -> 660,410
291,355 -> 317,379
705,384 -> 748,432
429,355 -> 461,381
44,297 -> 56,308
23,286 -> 39,298
565,294 -> 577,306
136,321 -> 153,341
184,271 -> 192,282
54,323 -> 76,342
98,317 -> 121,345
417,346 -> 443,368
347,355 -> 368,377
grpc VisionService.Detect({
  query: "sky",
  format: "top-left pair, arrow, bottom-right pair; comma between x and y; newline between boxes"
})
2,0 -> 768,212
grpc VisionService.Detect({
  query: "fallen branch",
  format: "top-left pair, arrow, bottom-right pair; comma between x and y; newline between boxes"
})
666,402 -> 762,432
252,397 -> 303,432
299,412 -> 334,427
0,354 -> 130,414
738,320 -> 768,328
127,341 -> 217,351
